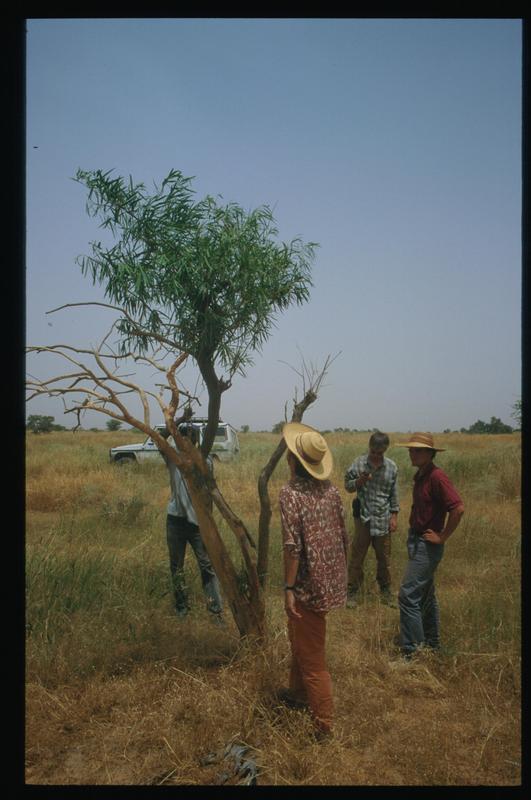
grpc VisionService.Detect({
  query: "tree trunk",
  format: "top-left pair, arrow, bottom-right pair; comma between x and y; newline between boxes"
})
256,390 -> 317,588
196,355 -> 223,458
159,430 -> 265,639
185,469 -> 265,639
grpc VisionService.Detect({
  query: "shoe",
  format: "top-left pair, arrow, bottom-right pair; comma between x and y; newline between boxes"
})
210,613 -> 225,627
175,607 -> 189,618
275,687 -> 309,710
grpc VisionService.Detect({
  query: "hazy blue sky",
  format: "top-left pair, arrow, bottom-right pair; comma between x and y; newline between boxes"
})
26,18 -> 522,433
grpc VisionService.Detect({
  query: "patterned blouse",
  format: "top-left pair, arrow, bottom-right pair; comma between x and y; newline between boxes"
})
279,477 -> 348,613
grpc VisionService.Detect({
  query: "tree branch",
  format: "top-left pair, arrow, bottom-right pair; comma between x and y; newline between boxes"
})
256,353 -> 340,586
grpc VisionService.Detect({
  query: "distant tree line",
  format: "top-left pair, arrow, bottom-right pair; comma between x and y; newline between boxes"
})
26,415 -> 67,433
28,409 -> 520,437
271,422 -> 382,434
460,416 -> 514,434
26,415 -> 125,433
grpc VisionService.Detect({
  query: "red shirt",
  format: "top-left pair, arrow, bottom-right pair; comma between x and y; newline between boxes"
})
279,477 -> 348,613
409,462 -> 463,534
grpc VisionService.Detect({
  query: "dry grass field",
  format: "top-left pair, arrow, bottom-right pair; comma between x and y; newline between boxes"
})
25,430 -> 521,786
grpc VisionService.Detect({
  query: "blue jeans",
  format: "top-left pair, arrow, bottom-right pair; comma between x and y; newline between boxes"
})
166,514 -> 223,615
398,530 -> 444,655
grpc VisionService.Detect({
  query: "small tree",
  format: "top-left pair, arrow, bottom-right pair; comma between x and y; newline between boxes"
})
240,425 -> 250,434
466,417 -> 513,434
74,168 -> 316,457
26,415 -> 55,434
511,399 -> 522,430
28,167 -> 318,639
106,419 -> 122,432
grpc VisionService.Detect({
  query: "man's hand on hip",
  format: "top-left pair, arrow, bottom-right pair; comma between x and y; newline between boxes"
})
422,529 -> 444,544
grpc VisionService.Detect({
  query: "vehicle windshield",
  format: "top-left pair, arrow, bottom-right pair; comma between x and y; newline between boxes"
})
214,426 -> 227,441
143,425 -> 228,445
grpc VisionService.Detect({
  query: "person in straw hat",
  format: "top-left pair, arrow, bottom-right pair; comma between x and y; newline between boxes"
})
275,422 -> 348,740
396,432 -> 464,659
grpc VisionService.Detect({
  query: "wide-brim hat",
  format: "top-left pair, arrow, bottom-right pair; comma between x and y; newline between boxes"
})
283,422 -> 333,480
396,432 -> 446,452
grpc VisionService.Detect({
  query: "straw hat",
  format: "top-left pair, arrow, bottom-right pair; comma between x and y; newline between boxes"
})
396,432 -> 446,452
282,422 -> 333,480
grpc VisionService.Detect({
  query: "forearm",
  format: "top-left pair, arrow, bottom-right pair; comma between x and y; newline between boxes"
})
284,551 -> 300,586
283,551 -> 302,619
389,482 -> 399,514
439,505 -> 465,543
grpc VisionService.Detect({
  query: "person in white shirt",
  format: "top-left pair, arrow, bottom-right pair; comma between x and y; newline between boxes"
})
161,424 -> 224,622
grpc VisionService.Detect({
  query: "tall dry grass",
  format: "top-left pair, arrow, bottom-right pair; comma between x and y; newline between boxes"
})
25,430 -> 521,785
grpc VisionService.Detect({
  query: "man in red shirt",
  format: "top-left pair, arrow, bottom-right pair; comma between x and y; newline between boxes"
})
277,422 -> 348,739
396,432 -> 464,659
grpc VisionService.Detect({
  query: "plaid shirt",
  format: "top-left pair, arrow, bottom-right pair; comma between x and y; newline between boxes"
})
344,455 -> 399,536
279,477 -> 348,613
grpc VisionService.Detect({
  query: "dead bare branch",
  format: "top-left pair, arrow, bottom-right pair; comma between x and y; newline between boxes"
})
27,335 -> 265,638
256,352 -> 340,587
46,301 -> 181,351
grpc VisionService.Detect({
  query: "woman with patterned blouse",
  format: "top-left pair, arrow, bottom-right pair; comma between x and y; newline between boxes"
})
277,422 -> 348,739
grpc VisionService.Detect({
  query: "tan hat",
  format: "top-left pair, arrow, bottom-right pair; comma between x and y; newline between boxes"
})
283,422 -> 333,480
396,432 -> 446,452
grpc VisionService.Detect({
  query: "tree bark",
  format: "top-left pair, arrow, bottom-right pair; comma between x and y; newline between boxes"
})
257,390 -> 317,587
196,354 -> 223,458
160,431 -> 265,639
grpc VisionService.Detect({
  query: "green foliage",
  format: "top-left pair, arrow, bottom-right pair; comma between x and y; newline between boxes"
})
74,168 -> 316,377
106,419 -> 122,432
465,417 -> 513,434
27,415 -> 55,434
510,399 -> 522,429
240,425 -> 250,433
271,421 -> 284,434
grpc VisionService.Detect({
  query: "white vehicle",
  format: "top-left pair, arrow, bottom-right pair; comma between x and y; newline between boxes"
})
109,419 -> 240,465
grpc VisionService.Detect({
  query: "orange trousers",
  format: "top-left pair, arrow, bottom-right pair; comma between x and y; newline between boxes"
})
287,600 -> 334,733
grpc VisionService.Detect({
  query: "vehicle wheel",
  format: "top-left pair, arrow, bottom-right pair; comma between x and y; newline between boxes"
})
115,456 -> 136,466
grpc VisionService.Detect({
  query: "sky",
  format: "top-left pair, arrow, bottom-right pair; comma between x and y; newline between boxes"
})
25,18 -> 522,433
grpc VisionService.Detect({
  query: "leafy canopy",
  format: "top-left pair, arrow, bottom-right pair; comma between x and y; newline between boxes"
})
106,419 -> 122,432
464,416 -> 514,434
74,168 -> 317,377
27,415 -> 55,434
510,399 -> 521,429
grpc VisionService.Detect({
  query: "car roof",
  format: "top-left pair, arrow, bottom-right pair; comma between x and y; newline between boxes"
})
153,420 -> 231,430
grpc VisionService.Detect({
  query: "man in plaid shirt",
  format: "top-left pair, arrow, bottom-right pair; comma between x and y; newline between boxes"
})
344,431 -> 399,607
